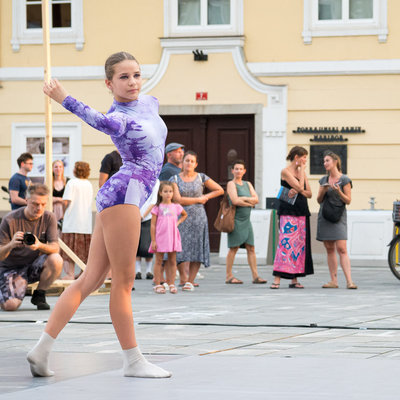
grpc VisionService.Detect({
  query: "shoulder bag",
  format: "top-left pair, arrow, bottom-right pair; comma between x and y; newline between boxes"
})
214,192 -> 236,233
322,196 -> 345,223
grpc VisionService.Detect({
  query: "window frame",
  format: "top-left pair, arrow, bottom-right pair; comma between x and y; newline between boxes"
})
302,0 -> 388,44
164,0 -> 243,37
11,0 -> 84,52
11,122 -> 82,179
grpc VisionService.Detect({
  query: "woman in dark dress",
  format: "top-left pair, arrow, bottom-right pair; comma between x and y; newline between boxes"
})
52,160 -> 68,224
271,146 -> 314,289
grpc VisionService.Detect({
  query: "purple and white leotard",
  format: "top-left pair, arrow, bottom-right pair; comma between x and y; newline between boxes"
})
62,95 -> 167,212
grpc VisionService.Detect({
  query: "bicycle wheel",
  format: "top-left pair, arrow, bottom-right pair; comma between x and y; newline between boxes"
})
388,235 -> 400,280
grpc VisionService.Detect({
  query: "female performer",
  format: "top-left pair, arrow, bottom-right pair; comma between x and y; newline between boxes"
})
27,52 -> 171,378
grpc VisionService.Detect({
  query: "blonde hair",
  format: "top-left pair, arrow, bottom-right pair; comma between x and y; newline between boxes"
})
52,160 -> 66,186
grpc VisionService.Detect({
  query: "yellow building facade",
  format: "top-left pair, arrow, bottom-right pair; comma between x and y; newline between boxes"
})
0,0 -> 399,218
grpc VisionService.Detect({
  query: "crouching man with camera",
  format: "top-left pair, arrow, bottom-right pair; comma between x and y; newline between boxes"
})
0,183 -> 63,311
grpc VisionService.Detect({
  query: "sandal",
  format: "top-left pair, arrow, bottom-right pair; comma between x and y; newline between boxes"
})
289,282 -> 304,289
153,285 -> 166,294
225,277 -> 243,284
182,282 -> 195,291
252,277 -> 267,284
169,284 -> 178,294
270,283 -> 280,289
347,282 -> 358,289
322,282 -> 339,288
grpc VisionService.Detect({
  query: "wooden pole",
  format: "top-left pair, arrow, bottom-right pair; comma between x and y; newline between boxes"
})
41,2 -> 89,275
58,238 -> 86,272
42,0 -> 53,210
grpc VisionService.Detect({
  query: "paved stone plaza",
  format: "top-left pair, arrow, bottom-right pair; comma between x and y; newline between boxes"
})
1,258 -> 400,399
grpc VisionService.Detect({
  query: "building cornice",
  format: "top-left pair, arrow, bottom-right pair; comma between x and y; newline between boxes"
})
247,59 -> 400,77
2,59 -> 400,82
0,65 -> 158,81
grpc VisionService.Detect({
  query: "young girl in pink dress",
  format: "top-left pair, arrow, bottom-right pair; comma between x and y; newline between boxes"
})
149,182 -> 187,294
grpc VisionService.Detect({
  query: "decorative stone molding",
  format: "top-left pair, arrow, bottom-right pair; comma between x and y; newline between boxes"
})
248,59 -> 400,77
263,131 -> 286,138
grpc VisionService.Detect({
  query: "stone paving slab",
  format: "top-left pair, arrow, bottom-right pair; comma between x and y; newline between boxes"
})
1,261 -> 400,398
1,355 -> 399,400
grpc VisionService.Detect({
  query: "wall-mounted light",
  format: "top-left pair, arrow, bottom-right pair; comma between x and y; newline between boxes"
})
192,49 -> 208,61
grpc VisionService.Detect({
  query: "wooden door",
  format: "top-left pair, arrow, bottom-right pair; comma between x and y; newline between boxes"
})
162,114 -> 254,251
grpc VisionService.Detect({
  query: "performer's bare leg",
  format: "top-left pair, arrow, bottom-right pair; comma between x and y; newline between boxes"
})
100,205 -> 170,377
27,214 -> 110,376
28,206 -> 171,378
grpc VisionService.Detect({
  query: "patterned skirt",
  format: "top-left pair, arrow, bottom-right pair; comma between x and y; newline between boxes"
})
273,215 -> 314,279
61,233 -> 92,264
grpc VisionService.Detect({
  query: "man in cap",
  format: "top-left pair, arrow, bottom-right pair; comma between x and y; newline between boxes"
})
158,143 -> 184,181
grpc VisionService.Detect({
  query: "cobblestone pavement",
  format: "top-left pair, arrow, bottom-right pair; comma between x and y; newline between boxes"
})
1,259 -> 399,399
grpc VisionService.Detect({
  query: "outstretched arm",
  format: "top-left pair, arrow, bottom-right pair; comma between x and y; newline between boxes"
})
43,79 -> 126,136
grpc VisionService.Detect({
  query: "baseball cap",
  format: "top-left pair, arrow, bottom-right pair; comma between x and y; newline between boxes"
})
165,142 -> 184,153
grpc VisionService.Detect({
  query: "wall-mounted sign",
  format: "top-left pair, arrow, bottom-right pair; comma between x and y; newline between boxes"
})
196,92 -> 208,100
310,134 -> 348,142
293,127 -> 365,134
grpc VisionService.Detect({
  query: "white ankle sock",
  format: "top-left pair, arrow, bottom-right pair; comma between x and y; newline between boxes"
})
135,260 -> 142,274
122,346 -> 171,378
27,332 -> 55,377
145,261 -> 153,273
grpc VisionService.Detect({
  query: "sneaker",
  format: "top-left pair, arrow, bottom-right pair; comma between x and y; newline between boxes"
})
146,272 -> 153,280
135,272 -> 142,280
31,289 -> 50,310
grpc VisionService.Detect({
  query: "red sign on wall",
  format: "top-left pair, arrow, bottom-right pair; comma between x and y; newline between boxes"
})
196,92 -> 208,100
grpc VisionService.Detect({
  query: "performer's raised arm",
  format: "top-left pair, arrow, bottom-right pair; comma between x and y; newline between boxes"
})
43,79 -> 126,137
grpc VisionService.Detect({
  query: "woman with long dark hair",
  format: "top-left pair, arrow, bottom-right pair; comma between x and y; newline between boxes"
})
271,146 -> 314,289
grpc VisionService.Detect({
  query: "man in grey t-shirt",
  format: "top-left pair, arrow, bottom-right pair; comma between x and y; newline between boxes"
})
158,143 -> 184,181
0,184 -> 63,311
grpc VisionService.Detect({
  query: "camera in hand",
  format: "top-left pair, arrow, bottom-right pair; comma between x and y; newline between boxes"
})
23,232 -> 36,245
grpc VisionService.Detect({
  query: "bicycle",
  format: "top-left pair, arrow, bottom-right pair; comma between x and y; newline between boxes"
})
388,201 -> 400,280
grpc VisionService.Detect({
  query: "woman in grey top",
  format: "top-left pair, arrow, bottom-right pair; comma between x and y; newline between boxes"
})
316,151 -> 357,289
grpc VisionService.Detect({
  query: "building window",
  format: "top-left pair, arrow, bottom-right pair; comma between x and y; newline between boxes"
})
12,123 -> 82,179
26,0 -> 72,29
165,0 -> 243,37
11,0 -> 84,52
303,0 -> 387,44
